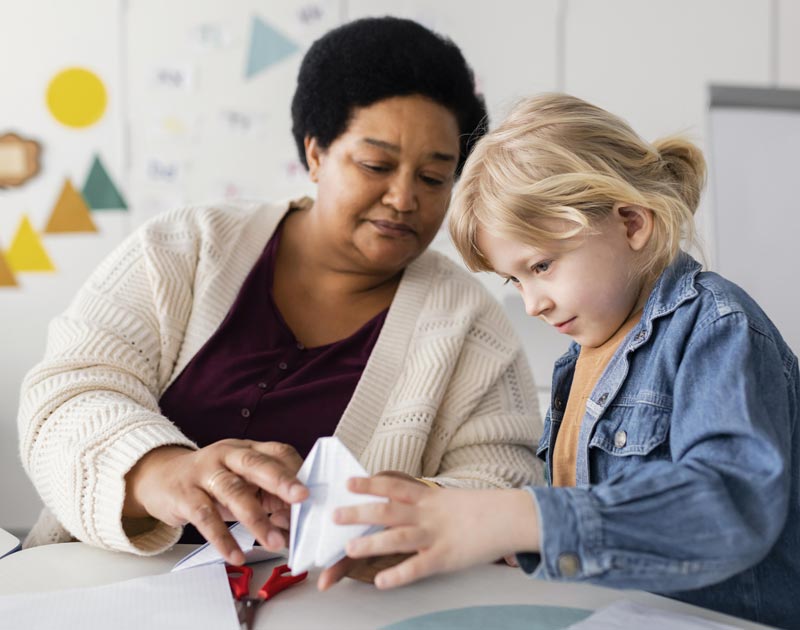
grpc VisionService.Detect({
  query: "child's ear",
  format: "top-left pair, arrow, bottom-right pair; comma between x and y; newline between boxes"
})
304,136 -> 323,183
615,204 -> 654,252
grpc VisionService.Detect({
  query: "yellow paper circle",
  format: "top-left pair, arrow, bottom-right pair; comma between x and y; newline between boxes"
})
46,68 -> 107,128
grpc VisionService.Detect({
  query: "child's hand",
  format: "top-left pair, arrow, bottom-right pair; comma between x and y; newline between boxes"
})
316,552 -> 413,590
319,476 -> 540,590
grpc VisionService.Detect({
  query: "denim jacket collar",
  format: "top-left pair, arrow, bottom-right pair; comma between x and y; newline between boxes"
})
640,251 -> 703,328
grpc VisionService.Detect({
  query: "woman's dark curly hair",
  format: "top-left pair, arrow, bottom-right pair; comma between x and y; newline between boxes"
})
291,16 -> 488,177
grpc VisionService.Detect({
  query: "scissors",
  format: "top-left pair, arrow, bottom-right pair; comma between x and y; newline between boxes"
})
226,563 -> 308,630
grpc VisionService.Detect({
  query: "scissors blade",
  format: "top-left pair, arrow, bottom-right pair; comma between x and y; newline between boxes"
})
239,598 -> 258,630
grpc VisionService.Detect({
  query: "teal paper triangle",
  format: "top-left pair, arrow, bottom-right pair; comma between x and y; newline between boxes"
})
82,155 -> 128,210
246,16 -> 299,78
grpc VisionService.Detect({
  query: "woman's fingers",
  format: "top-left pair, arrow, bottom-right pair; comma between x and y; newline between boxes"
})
202,468 -> 285,551
317,553 -> 414,591
504,554 -> 520,567
181,488 -> 245,565
224,441 -> 308,504
214,442 -> 305,549
347,553 -> 414,581
126,440 -> 306,563
268,508 -> 291,530
317,557 -> 355,591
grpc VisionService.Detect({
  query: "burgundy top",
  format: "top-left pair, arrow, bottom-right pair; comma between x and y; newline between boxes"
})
159,219 -> 387,537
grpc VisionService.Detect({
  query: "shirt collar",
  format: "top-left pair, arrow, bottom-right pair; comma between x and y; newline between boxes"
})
641,250 -> 703,325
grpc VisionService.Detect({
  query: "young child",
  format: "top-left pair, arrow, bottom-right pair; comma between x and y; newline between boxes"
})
319,94 -> 800,628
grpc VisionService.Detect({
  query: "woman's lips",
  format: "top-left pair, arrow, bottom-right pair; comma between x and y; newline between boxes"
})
370,220 -> 417,237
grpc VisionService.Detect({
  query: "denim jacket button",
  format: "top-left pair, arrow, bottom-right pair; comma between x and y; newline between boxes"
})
554,397 -> 563,411
557,553 -> 581,577
614,430 -> 627,448
598,392 -> 609,405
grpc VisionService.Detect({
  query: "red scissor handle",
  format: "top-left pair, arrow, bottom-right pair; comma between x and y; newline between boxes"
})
258,563 -> 308,600
226,564 -> 253,600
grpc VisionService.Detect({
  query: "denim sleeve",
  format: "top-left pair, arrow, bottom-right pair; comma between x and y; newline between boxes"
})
517,312 -> 795,591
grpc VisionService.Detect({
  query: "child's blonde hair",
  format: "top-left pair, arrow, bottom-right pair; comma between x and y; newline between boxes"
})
449,93 -> 707,281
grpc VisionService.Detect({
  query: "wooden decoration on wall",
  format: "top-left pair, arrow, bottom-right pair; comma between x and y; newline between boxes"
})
0,132 -> 41,188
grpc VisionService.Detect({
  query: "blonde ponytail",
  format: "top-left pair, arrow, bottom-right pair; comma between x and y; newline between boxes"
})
653,136 -> 707,215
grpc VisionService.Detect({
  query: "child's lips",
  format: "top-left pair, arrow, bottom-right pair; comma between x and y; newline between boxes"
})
554,317 -> 576,333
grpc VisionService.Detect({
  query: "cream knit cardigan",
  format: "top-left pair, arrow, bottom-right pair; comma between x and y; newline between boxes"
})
19,200 -> 543,555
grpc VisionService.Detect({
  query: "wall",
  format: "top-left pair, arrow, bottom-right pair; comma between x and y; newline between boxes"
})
1,0 -> 798,534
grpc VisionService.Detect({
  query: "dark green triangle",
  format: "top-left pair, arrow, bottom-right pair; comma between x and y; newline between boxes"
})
82,155 -> 128,210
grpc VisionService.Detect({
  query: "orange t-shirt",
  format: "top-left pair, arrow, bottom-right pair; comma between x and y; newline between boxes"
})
551,311 -> 642,487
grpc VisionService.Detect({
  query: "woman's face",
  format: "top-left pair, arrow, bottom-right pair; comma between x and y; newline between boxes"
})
305,95 -> 460,275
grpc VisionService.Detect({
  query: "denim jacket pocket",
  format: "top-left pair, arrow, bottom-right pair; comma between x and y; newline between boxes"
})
589,393 -> 672,479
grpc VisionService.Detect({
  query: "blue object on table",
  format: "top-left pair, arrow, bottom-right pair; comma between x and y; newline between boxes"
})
380,604 -> 592,630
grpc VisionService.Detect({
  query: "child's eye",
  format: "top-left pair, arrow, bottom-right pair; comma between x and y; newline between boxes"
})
502,276 -> 520,286
533,261 -> 552,274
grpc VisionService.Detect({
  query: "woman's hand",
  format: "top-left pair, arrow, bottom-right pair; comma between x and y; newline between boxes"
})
124,440 -> 308,564
320,476 -> 541,590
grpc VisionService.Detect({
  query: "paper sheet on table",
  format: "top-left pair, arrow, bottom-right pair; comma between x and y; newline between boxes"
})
172,521 -> 282,571
566,600 -> 741,630
288,436 -> 386,575
0,563 -> 239,630
0,528 -> 20,559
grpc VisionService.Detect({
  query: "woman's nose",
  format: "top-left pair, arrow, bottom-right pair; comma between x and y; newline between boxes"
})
382,174 -> 417,212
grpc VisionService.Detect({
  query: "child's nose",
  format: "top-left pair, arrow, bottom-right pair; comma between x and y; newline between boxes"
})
523,289 -> 552,318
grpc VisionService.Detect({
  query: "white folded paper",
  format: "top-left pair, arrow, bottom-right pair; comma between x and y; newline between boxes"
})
288,437 -> 386,575
172,521 -> 282,572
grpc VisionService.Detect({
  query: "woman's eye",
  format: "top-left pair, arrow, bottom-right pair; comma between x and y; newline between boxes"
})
502,276 -> 520,286
362,163 -> 390,173
420,174 -> 446,187
533,261 -> 551,274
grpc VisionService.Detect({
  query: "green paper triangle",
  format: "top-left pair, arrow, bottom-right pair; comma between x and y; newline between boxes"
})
82,155 -> 128,210
246,16 -> 299,79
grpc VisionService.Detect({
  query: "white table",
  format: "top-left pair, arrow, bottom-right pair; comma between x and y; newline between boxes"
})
0,543 -> 772,629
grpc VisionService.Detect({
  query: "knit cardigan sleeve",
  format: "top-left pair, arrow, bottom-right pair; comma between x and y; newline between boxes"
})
431,309 -> 545,489
17,204 -> 262,554
341,251 -> 546,489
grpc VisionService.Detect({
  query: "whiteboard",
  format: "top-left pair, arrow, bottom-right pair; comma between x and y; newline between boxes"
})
709,85 -> 800,354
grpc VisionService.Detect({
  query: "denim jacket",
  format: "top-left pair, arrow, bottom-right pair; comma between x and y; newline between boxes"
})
518,252 -> 800,629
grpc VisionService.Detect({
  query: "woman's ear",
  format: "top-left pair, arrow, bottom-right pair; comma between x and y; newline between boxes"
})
616,204 -> 654,252
304,136 -> 322,183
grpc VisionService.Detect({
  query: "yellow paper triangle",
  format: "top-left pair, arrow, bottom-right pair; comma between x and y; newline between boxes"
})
44,179 -> 97,233
7,215 -> 56,272
0,247 -> 18,286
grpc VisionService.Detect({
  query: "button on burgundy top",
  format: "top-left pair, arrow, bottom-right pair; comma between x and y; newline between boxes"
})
159,220 -> 388,461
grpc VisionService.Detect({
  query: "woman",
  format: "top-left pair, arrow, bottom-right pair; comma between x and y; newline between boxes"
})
18,17 -> 542,567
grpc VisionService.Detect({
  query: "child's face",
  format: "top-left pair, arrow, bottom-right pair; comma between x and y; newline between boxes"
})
477,213 -> 650,348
